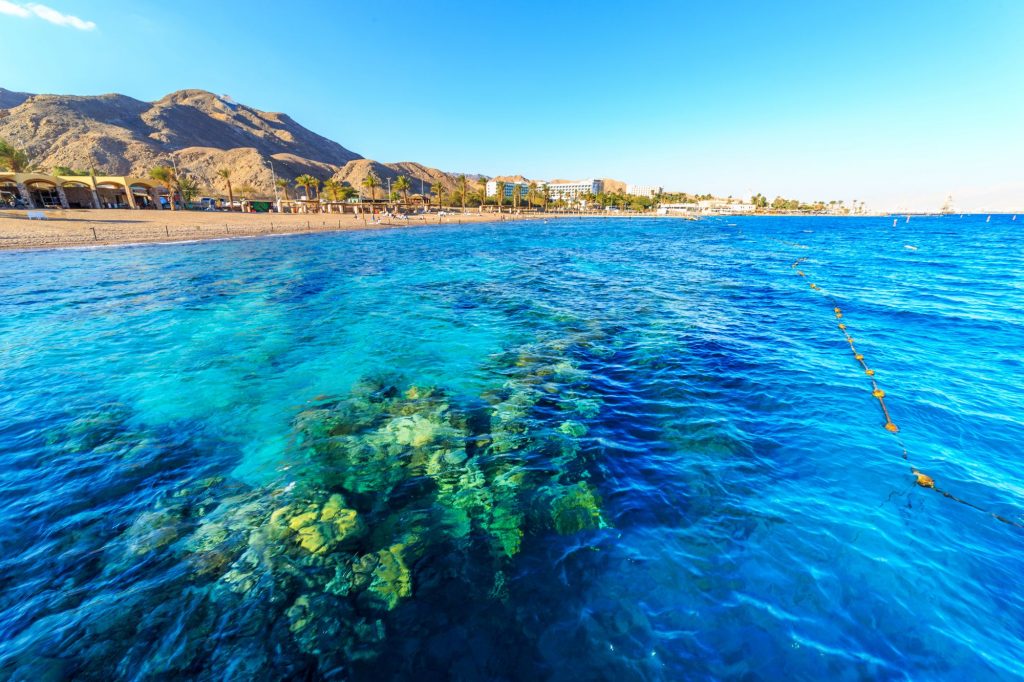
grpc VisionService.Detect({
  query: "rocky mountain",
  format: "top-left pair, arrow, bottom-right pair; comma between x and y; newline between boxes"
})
0,89 -> 366,191
0,88 -> 31,109
1,86 -> 624,199
330,159 -> 479,197
0,87 -> 482,197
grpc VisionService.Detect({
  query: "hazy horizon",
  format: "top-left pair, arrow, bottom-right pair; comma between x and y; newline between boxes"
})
3,0 -> 1022,212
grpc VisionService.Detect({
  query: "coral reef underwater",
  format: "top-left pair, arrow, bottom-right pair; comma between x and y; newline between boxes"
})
4,334 -> 612,680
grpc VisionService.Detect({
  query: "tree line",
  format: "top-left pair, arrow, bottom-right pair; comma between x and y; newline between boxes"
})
3,137 -> 864,214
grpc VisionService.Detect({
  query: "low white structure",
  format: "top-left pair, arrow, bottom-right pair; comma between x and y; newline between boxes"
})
698,200 -> 755,214
626,184 -> 663,198
658,202 -> 701,215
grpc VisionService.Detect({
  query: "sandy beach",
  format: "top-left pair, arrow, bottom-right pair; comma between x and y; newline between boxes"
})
0,208 -> 593,251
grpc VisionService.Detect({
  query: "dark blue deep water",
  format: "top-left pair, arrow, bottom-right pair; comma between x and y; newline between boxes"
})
0,216 -> 1022,680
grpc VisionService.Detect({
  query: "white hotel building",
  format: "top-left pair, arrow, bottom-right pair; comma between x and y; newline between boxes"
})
485,178 -> 605,202
626,184 -> 663,198
544,179 -> 603,200
485,180 -> 529,199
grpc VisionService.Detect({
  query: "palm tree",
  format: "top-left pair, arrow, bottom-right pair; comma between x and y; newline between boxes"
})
149,165 -> 178,211
434,182 -> 444,210
216,168 -> 234,211
276,177 -> 291,200
294,174 -> 319,212
542,185 -> 551,212
294,174 -> 315,201
458,174 -> 468,212
178,174 -> 200,206
394,175 -> 411,206
477,176 -> 488,209
323,179 -> 343,201
0,139 -> 30,172
527,182 -> 538,210
360,172 -> 379,203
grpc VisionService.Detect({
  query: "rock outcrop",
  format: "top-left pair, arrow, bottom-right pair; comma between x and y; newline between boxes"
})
0,89 -> 362,192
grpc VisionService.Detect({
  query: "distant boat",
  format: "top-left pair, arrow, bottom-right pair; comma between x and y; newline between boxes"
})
1013,215 -> 1017,221
906,215 -> 911,223
987,215 -> 991,223
892,218 -> 898,227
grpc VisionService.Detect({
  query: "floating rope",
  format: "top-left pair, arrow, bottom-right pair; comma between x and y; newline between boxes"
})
789,256 -> 1022,529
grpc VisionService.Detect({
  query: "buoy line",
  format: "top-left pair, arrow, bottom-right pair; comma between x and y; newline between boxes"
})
787,255 -> 1023,529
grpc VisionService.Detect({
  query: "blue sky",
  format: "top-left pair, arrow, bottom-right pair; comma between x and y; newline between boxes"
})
4,0 -> 1023,210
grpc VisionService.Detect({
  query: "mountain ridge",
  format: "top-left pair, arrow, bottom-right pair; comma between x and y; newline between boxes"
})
1,87 -> 626,199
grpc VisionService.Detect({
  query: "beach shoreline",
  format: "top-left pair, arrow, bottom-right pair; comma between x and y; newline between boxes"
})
0,208 -> 698,253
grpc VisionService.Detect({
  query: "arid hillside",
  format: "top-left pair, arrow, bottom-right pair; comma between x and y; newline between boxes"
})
1,87 -> 619,198
0,89 -> 364,191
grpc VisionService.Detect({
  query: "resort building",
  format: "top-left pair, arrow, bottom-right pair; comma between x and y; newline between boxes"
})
657,200 -> 755,215
544,179 -> 603,200
485,180 -> 530,199
0,172 -> 169,209
657,202 -> 701,215
626,184 -> 663,198
697,199 -> 755,214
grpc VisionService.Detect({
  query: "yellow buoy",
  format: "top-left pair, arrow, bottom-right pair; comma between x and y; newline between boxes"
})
833,307 -> 841,314
884,421 -> 899,433
865,368 -> 875,376
872,389 -> 885,398
854,354 -> 864,361
913,470 -> 934,488
838,323 -> 846,330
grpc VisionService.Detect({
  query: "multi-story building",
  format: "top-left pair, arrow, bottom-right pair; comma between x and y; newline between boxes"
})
626,184 -> 663,198
544,179 -> 603,200
485,180 -> 530,199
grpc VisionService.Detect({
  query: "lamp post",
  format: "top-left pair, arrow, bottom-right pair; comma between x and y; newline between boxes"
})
269,158 -> 280,212
170,157 -> 180,209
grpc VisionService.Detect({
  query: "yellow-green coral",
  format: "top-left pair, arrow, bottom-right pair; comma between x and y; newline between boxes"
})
275,495 -> 364,555
489,505 -> 524,558
367,544 -> 412,610
383,415 -> 437,448
550,482 -> 604,534
558,420 -> 588,438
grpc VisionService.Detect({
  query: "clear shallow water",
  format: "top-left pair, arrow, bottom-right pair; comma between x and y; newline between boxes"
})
0,216 -> 1022,680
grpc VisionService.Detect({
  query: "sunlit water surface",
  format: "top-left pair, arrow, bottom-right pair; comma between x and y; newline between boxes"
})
0,216 -> 1022,680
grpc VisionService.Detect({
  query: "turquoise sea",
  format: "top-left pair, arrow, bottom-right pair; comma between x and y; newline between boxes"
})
0,216 -> 1021,680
